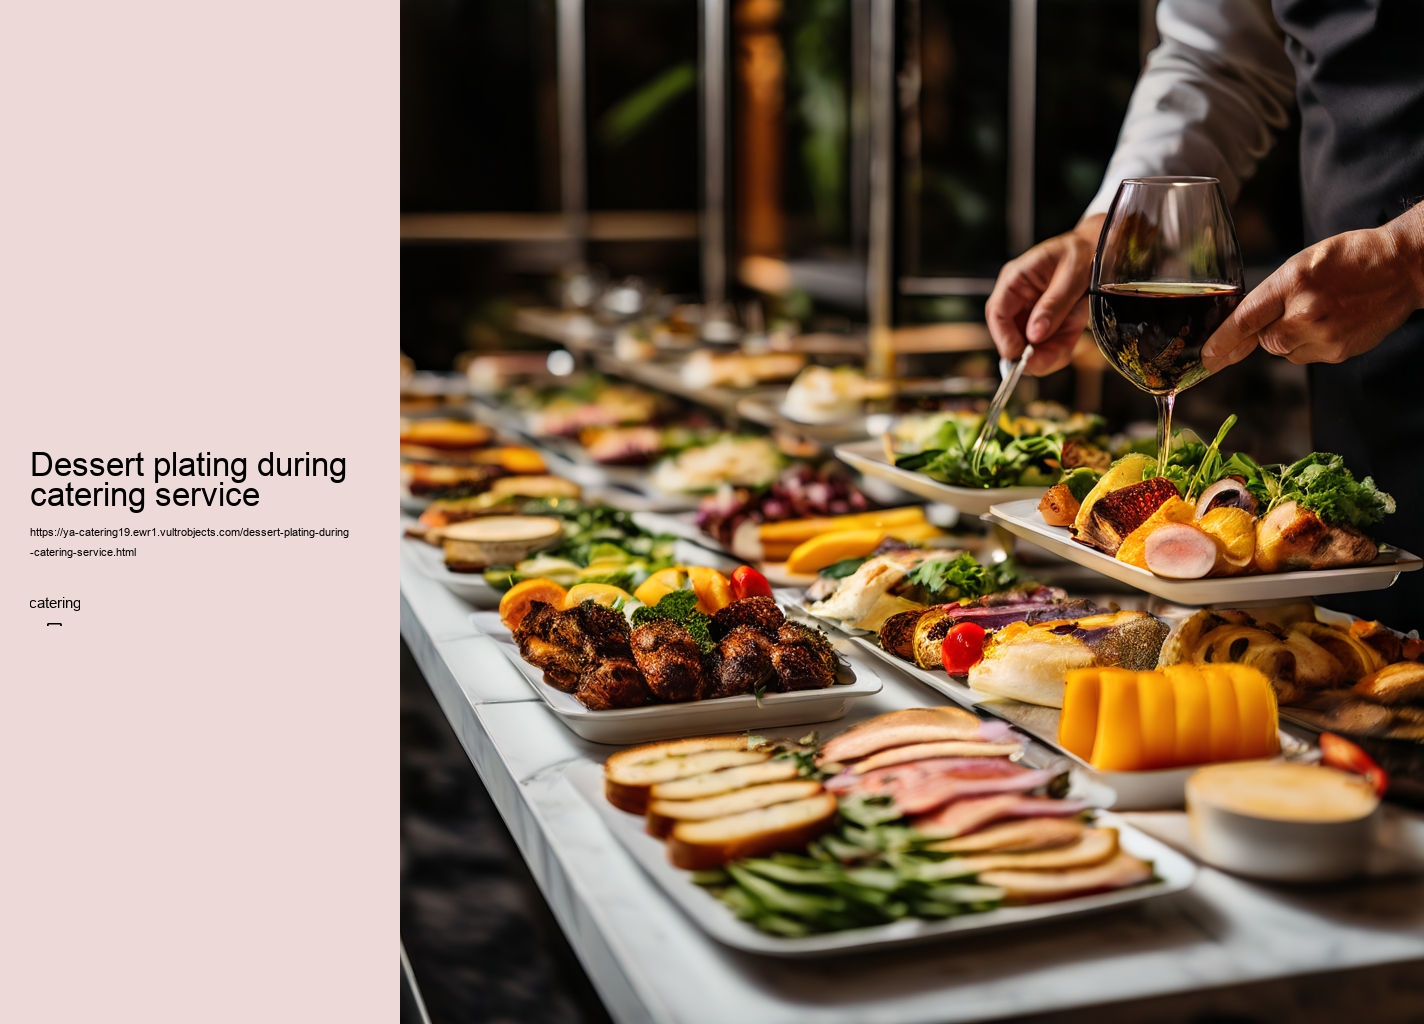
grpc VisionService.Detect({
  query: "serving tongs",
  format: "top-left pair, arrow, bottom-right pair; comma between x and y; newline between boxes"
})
969,347 -> 1031,472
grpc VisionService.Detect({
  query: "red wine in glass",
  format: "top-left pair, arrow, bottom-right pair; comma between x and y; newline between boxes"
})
1090,177 -> 1245,473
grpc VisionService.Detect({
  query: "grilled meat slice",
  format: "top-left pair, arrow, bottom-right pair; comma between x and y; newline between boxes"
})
879,609 -> 925,661
542,667 -> 580,693
710,596 -> 785,640
1076,476 -> 1180,555
708,625 -> 775,698
770,621 -> 837,691
1254,500 -> 1379,572
576,658 -> 654,710
631,620 -> 707,703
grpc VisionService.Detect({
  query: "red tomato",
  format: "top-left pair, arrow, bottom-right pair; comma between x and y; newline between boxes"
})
1319,732 -> 1389,797
730,565 -> 774,601
940,622 -> 987,675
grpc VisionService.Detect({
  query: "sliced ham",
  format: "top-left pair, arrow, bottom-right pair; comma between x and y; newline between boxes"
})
894,767 -> 1064,815
817,707 -> 989,764
849,740 -> 1024,774
913,794 -> 1089,840
825,757 -> 1027,796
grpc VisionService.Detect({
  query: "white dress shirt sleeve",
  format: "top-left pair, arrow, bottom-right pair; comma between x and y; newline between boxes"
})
1083,0 -> 1297,217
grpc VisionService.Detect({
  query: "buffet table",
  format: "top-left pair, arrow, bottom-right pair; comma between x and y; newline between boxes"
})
400,536 -> 1424,1024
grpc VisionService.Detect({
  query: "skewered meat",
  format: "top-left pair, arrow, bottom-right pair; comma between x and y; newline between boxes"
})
770,621 -> 837,691
631,620 -> 707,702
708,626 -> 775,698
709,595 -> 784,639
576,658 -> 654,710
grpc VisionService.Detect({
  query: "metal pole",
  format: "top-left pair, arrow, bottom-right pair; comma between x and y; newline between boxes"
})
866,0 -> 897,381
557,0 -> 587,262
1007,0 -> 1037,256
701,0 -> 729,306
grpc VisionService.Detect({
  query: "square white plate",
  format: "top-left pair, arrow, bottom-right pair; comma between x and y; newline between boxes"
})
563,760 -> 1196,957
470,610 -> 883,744
987,499 -> 1421,606
835,439 -> 1048,514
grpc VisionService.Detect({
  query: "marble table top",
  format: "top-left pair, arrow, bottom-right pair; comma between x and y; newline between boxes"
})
400,543 -> 1424,1024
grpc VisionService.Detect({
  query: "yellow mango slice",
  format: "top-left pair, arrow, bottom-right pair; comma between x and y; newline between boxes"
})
1196,507 -> 1256,575
1090,672 -> 1144,772
1135,670 -> 1178,770
759,506 -> 925,545
783,524 -> 944,573
1215,663 -> 1280,759
1115,497 -> 1198,569
1059,669 -> 1103,761
1201,665 -> 1242,763
1167,664 -> 1213,768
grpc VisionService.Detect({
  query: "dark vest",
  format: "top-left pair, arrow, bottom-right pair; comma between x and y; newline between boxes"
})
1273,0 -> 1424,626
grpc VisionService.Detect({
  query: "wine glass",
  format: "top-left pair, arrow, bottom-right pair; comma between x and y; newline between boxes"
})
1090,177 -> 1244,474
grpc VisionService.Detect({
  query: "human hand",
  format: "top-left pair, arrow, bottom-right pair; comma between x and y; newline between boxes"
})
1202,205 -> 1424,372
985,214 -> 1105,376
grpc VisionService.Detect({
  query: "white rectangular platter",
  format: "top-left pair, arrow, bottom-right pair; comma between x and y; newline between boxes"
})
835,439 -> 1048,515
469,611 -> 883,744
564,760 -> 1196,957
405,535 -> 502,607
988,498 -> 1421,606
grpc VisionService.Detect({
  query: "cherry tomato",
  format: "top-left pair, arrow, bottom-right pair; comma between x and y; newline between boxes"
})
941,622 -> 987,675
1319,732 -> 1389,797
730,565 -> 774,601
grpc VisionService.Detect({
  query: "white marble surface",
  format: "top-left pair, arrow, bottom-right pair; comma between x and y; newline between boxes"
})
401,556 -> 1424,1024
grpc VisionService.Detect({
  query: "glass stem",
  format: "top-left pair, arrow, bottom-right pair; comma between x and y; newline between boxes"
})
1155,392 -> 1176,476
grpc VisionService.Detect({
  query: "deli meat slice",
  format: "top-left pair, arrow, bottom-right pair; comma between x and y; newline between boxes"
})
893,767 -> 1064,815
913,794 -> 1089,840
817,707 -> 990,764
825,757 -> 1028,796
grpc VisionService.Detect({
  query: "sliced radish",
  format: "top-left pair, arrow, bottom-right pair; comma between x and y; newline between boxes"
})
1144,523 -> 1218,579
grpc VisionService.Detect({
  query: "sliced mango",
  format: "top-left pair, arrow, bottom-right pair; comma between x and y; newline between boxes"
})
1091,672 -> 1143,772
783,524 -> 943,573
1058,662 -> 1279,772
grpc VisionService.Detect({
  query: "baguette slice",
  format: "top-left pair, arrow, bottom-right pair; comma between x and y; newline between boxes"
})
978,851 -> 1153,904
928,817 -> 1087,855
924,828 -> 1118,878
604,736 -> 768,814
666,793 -> 839,870
649,759 -> 801,802
647,779 -> 824,838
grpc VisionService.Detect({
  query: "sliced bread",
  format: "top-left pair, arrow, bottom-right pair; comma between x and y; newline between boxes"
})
666,792 -> 839,870
646,779 -> 824,838
604,736 -> 767,813
648,759 -> 801,803
978,851 -> 1153,904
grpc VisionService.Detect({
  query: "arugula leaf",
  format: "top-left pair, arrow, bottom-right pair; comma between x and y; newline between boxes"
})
902,553 -> 1024,603
819,556 -> 869,580
1268,453 -> 1396,529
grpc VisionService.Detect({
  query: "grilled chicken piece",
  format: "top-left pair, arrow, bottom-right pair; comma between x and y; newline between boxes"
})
710,596 -> 784,640
879,608 -> 925,661
513,601 -> 584,688
1075,476 -> 1180,555
631,620 -> 707,703
769,621 -> 838,691
576,658 -> 654,709
708,626 -> 775,698
570,601 -> 635,658
1254,500 -> 1379,572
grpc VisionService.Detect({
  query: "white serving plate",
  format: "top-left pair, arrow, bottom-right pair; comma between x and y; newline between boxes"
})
987,499 -> 1422,606
563,760 -> 1195,957
470,612 -> 883,744
405,536 -> 503,606
835,439 -> 1048,515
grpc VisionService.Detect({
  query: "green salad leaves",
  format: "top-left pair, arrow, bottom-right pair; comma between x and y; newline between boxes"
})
903,553 -> 1026,604
629,589 -> 715,653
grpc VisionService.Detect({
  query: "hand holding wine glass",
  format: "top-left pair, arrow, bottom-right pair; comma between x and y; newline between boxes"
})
1090,177 -> 1244,474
